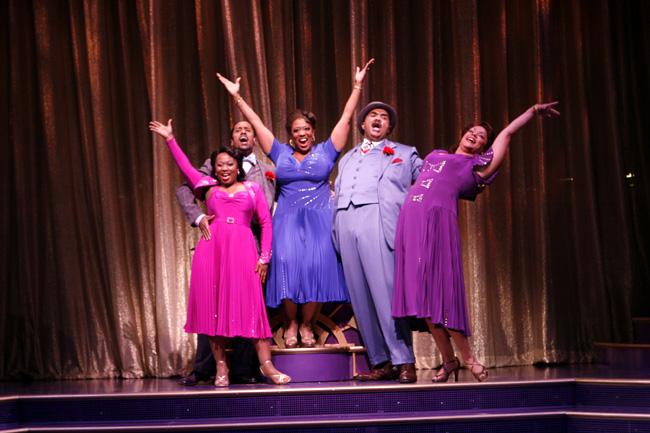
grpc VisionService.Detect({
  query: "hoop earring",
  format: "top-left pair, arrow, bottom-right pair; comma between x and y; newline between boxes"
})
289,139 -> 294,147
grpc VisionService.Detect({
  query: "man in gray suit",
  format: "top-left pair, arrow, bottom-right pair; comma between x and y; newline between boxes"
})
177,120 -> 276,386
332,102 -> 421,383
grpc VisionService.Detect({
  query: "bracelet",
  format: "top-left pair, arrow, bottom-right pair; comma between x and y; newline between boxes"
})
534,104 -> 539,114
354,85 -> 362,90
235,97 -> 243,105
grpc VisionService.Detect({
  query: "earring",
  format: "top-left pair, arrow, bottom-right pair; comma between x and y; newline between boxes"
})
289,139 -> 294,147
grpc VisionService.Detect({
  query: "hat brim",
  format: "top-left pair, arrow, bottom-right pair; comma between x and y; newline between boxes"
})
357,101 -> 397,135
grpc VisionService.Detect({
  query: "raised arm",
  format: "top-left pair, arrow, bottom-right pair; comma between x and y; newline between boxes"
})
476,102 -> 560,180
149,119 -> 204,188
330,59 -> 375,151
176,158 -> 211,226
217,73 -> 275,155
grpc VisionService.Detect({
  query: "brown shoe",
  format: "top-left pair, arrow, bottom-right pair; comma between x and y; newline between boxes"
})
397,363 -> 417,383
355,363 -> 397,381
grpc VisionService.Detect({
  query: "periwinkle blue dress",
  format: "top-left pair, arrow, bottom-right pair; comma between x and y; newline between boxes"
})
266,138 -> 349,308
392,149 -> 496,336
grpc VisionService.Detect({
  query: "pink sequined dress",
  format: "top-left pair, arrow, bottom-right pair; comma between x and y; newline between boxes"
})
392,149 -> 496,336
166,138 -> 273,339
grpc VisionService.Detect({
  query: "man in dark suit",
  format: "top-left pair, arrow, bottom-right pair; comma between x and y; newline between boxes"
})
332,102 -> 421,383
176,120 -> 276,385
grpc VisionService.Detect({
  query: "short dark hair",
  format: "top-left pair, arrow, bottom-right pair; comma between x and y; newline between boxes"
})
285,110 -> 317,135
229,121 -> 256,139
449,122 -> 495,153
210,146 -> 246,182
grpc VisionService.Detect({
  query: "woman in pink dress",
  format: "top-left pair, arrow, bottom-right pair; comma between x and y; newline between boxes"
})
392,102 -> 560,383
150,119 -> 290,386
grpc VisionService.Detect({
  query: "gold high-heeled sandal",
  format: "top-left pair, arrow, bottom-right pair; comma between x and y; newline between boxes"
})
284,329 -> 298,349
214,360 -> 229,387
466,361 -> 488,382
260,360 -> 291,385
432,357 -> 460,383
299,324 -> 316,348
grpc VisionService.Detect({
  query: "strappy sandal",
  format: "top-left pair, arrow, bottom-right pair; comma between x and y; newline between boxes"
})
260,360 -> 291,385
466,361 -> 488,382
284,329 -> 298,348
299,324 -> 316,348
214,360 -> 229,387
432,357 -> 460,383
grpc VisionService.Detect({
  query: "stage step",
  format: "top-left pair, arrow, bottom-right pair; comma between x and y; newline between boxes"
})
3,379 -> 650,432
594,342 -> 650,369
8,411 -> 650,432
595,317 -> 650,369
634,318 -> 650,344
268,346 -> 369,383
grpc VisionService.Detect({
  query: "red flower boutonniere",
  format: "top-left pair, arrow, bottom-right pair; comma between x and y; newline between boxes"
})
383,146 -> 395,156
265,171 -> 276,180
392,158 -> 403,164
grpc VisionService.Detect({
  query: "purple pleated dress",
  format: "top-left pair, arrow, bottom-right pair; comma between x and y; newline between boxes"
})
392,149 -> 496,336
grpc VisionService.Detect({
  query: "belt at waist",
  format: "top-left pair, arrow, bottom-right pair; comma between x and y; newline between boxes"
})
213,216 -> 249,227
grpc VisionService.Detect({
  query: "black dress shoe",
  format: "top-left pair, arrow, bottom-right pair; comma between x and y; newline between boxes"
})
179,372 -> 212,386
230,374 -> 259,384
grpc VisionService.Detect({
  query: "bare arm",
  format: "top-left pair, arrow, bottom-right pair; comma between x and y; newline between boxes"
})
330,59 -> 375,151
216,74 -> 275,154
477,102 -> 560,180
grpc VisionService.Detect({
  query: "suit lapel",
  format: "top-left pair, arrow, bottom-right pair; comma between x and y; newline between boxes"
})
378,140 -> 397,177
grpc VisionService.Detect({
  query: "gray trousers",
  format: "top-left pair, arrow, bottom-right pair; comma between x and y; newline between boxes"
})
335,203 -> 415,366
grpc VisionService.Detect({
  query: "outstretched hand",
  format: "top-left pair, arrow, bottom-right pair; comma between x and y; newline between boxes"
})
216,73 -> 241,97
149,119 -> 174,140
534,102 -> 561,118
354,58 -> 375,86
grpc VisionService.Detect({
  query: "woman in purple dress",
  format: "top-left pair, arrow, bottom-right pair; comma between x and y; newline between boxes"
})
217,60 -> 373,349
149,119 -> 290,386
392,102 -> 560,382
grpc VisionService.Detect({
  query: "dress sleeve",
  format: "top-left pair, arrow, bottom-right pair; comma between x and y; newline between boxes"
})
175,158 -> 212,226
252,182 -> 273,263
166,138 -> 217,198
471,147 -> 499,185
322,137 -> 342,162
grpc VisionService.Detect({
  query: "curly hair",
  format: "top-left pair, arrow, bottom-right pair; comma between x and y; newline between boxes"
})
285,110 -> 317,136
210,146 -> 246,183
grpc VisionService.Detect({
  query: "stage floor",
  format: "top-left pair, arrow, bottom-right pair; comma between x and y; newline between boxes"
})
2,364 -> 649,398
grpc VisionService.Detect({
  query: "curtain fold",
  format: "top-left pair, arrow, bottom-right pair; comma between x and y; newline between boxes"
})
1,0 -> 648,379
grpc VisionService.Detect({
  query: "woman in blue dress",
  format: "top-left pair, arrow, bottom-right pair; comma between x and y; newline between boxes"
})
218,59 -> 373,348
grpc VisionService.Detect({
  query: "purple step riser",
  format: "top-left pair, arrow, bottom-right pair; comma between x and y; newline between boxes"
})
269,352 -> 370,382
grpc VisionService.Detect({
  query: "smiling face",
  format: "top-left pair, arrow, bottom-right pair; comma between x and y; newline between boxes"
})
230,121 -> 256,156
214,152 -> 239,186
361,108 -> 391,142
290,118 -> 315,154
456,126 -> 489,156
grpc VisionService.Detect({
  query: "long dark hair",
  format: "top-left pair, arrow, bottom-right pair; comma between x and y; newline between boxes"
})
449,122 -> 495,153
210,146 -> 246,182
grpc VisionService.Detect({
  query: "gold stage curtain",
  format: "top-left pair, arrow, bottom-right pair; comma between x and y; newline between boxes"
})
1,0 -> 648,379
